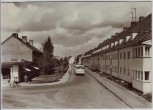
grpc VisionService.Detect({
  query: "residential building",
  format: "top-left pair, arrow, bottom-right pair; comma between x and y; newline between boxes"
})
1,33 -> 43,82
81,14 -> 152,94
68,56 -> 75,64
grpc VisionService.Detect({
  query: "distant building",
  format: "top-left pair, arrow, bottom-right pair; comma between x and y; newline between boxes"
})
1,33 -> 43,82
68,56 -> 75,64
81,14 -> 152,94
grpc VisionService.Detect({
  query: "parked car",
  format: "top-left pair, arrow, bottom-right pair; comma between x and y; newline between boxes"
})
74,64 -> 85,76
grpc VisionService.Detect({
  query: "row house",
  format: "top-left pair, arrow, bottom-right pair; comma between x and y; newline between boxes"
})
1,33 -> 43,82
81,14 -> 152,94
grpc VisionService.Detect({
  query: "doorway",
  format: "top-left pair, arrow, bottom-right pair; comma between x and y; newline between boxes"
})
2,67 -> 11,79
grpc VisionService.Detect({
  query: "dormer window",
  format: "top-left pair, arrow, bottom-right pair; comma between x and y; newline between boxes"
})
132,33 -> 138,40
126,36 -> 131,42
111,43 -> 114,47
115,41 -> 118,46
119,39 -> 123,44
104,46 -> 106,50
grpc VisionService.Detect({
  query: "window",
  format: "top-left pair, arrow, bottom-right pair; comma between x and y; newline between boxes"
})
133,49 -> 135,57
116,67 -> 118,73
133,70 -> 135,78
141,71 -> 143,80
145,71 -> 150,80
138,71 -> 140,79
124,68 -> 126,75
127,68 -> 130,76
141,47 -> 143,56
120,53 -> 122,59
132,49 -> 135,57
138,47 -> 141,57
120,67 -> 122,74
145,47 -> 150,56
123,52 -> 126,59
135,70 -> 137,79
127,51 -> 130,59
135,48 -> 137,57
117,53 -> 118,59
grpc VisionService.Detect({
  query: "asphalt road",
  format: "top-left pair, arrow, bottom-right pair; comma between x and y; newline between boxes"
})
2,65 -> 131,109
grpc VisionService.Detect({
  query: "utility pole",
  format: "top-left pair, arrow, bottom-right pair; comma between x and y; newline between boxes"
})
17,28 -> 20,34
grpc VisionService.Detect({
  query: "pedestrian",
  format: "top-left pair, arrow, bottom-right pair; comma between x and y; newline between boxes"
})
13,77 -> 21,87
24,75 -> 28,83
13,77 -> 18,87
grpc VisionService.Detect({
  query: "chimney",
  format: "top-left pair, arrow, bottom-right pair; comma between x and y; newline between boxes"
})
115,33 -> 119,36
12,33 -> 18,38
123,27 -> 128,32
131,22 -> 136,26
139,16 -> 144,21
111,35 -> 114,38
29,40 -> 33,46
22,36 -> 27,43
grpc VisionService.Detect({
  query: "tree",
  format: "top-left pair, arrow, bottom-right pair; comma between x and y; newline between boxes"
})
62,56 -> 69,73
43,37 -> 54,58
42,36 -> 54,75
63,57 -> 69,66
52,57 -> 61,67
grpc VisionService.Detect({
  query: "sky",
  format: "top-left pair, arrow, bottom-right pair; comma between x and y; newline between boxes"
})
1,2 -> 152,58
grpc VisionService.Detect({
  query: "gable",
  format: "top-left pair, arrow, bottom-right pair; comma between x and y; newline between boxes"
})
2,36 -> 32,54
2,36 -> 33,63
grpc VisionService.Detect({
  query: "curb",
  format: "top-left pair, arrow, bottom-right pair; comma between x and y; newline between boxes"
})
85,68 -> 151,108
2,66 -> 72,88
86,69 -> 133,108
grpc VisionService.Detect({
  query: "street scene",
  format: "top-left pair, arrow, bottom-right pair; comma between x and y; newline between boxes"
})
1,1 -> 152,109
2,65 -> 152,109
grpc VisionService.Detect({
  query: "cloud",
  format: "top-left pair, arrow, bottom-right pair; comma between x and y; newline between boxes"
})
1,2 -> 151,57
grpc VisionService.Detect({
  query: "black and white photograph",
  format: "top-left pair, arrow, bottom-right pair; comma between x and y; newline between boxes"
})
1,1 -> 152,109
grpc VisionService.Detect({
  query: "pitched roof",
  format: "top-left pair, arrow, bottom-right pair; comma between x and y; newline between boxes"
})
76,54 -> 83,59
82,13 -> 151,57
99,14 -> 151,54
2,33 -> 43,54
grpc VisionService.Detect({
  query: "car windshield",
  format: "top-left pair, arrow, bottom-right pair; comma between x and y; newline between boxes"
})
76,66 -> 84,69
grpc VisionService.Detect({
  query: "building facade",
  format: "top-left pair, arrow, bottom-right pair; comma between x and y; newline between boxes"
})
1,33 -> 43,82
68,56 -> 75,64
81,14 -> 152,94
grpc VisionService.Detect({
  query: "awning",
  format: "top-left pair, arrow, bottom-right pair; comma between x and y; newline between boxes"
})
32,66 -> 39,70
23,67 -> 31,72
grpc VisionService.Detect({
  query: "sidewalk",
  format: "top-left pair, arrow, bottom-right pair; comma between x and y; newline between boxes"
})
86,68 -> 152,108
2,67 -> 71,88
